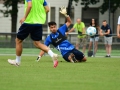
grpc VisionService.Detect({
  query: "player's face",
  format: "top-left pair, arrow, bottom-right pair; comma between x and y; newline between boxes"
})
102,21 -> 107,26
49,25 -> 57,33
77,19 -> 81,24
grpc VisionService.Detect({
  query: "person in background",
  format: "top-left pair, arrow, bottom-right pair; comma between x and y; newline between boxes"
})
100,20 -> 112,57
117,16 -> 120,38
88,19 -> 100,57
66,18 -> 87,53
8,0 -> 58,68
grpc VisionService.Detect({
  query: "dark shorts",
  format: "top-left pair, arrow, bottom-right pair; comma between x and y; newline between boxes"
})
17,23 -> 43,41
63,48 -> 85,62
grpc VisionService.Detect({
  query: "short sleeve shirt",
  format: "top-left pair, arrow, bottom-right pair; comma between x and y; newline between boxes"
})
73,22 -> 86,38
101,24 -> 112,37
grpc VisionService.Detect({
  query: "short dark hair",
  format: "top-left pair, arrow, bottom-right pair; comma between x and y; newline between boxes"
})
48,21 -> 56,27
103,20 -> 107,22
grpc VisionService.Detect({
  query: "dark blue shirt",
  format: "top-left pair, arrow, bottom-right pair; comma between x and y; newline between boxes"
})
101,24 -> 112,37
44,24 -> 75,56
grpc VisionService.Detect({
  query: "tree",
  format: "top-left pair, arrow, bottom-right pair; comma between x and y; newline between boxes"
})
81,0 -> 120,33
81,0 -> 120,14
0,0 -> 24,47
0,0 -> 24,33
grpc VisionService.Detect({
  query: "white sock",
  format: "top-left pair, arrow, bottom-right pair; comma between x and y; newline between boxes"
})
48,50 -> 54,57
16,56 -> 21,63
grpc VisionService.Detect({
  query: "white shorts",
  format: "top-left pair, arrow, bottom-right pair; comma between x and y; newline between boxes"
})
104,36 -> 112,45
90,37 -> 99,42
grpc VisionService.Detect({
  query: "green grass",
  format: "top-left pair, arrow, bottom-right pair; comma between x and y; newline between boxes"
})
0,56 -> 120,90
0,48 -> 120,56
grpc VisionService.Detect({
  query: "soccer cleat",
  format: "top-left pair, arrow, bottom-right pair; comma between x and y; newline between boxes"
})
105,55 -> 111,57
53,60 -> 58,68
36,56 -> 41,62
52,54 -> 59,68
8,59 -> 20,66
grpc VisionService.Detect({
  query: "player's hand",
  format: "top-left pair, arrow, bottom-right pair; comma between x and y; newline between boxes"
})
19,17 -> 26,25
59,6 -> 67,15
100,33 -> 104,36
65,32 -> 69,36
117,35 -> 120,38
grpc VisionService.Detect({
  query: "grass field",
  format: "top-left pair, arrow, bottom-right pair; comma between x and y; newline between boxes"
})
0,55 -> 120,90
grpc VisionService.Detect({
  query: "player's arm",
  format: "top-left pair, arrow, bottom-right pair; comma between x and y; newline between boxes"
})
67,27 -> 75,33
20,0 -> 32,24
82,23 -> 86,35
97,26 -> 101,35
103,29 -> 110,35
117,16 -> 120,38
43,0 -> 49,13
100,29 -> 104,36
66,24 -> 76,35
36,36 -> 51,62
59,6 -> 72,27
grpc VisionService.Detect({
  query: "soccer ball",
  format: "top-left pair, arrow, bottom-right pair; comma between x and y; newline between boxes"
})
86,26 -> 96,36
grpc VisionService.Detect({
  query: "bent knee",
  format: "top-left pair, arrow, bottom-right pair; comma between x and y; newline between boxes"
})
82,57 -> 87,62
15,38 -> 23,43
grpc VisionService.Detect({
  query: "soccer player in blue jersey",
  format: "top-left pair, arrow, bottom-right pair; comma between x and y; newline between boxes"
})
36,7 -> 87,63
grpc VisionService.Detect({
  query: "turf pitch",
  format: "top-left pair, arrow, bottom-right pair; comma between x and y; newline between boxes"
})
0,54 -> 120,90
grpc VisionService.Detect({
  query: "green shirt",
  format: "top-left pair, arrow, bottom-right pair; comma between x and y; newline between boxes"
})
73,22 -> 86,38
24,0 -> 46,24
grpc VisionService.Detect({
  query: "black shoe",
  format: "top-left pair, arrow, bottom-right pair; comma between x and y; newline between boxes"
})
105,55 -> 111,57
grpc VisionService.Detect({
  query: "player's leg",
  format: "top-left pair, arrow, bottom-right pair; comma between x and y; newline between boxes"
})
31,24 -> 58,67
72,49 -> 87,62
76,38 -> 80,50
94,37 -> 99,55
107,37 -> 112,57
63,51 -> 75,63
104,36 -> 109,57
8,23 -> 30,66
88,38 -> 93,52
82,37 -> 87,53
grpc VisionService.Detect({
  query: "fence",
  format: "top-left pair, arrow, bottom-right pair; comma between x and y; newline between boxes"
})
0,32 -> 120,49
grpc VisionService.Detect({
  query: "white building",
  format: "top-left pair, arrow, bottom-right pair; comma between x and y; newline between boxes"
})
0,0 -> 120,33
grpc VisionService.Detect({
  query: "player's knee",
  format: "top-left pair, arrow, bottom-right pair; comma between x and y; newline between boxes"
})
15,38 -> 23,44
82,57 -> 87,62
33,41 -> 39,48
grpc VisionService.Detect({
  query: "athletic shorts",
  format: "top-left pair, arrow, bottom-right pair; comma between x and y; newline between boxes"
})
104,36 -> 112,45
17,23 -> 43,41
76,37 -> 87,46
63,48 -> 85,62
90,37 -> 99,42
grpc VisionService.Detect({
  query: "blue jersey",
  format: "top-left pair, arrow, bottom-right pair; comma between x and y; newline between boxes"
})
45,24 -> 75,56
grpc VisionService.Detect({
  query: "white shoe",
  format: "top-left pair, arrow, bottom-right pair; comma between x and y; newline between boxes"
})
36,56 -> 41,62
52,54 -> 58,61
52,54 -> 59,68
8,59 -> 20,66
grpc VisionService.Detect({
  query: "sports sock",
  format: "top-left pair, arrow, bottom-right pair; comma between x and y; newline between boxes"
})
48,50 -> 54,57
16,56 -> 21,63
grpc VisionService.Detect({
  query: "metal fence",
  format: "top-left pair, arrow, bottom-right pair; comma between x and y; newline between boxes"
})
0,32 -> 120,49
